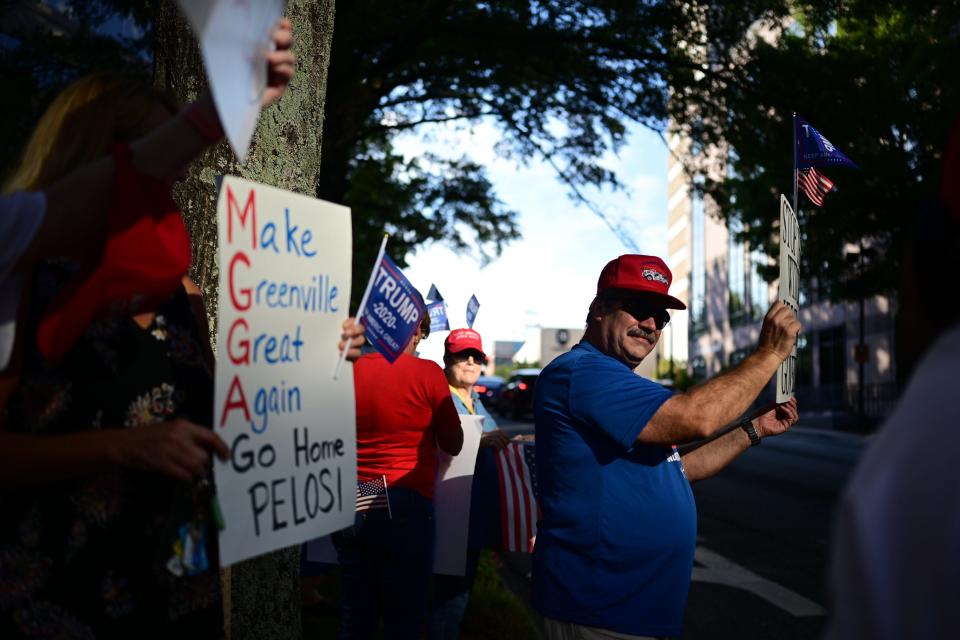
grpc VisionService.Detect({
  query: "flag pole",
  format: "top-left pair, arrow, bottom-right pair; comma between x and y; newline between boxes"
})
792,112 -> 799,216
333,233 -> 389,380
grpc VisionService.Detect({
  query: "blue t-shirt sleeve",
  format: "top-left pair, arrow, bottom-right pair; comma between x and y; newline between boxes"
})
568,355 -> 673,451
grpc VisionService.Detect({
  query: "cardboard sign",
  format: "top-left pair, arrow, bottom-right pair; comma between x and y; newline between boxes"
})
214,176 -> 356,566
777,195 -> 800,403
177,0 -> 285,162
433,415 -> 484,576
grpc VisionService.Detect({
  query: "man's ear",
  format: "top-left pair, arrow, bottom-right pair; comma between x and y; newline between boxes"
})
587,296 -> 603,321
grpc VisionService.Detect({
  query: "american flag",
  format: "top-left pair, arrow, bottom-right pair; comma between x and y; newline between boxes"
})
798,167 -> 836,207
495,442 -> 539,553
356,475 -> 391,516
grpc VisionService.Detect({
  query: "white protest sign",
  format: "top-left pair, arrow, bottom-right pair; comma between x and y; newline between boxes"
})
433,415 -> 484,576
777,195 -> 800,403
214,175 -> 355,566
177,0 -> 285,162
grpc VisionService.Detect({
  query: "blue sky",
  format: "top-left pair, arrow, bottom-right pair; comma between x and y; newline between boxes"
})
392,119 -> 670,365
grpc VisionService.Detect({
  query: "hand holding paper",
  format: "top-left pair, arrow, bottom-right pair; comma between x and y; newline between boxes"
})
176,1 -> 290,161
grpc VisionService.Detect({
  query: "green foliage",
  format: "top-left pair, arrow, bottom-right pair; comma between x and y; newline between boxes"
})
667,0 -> 960,302
494,364 -> 515,379
461,551 -> 539,640
319,0 -> 710,306
656,358 -> 694,390
0,0 -> 153,181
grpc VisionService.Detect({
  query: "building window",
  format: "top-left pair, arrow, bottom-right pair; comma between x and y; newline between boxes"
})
690,193 -> 706,334
728,219 -> 746,324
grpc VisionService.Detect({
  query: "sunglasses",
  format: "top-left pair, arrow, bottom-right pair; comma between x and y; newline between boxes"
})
618,299 -> 671,330
451,349 -> 487,365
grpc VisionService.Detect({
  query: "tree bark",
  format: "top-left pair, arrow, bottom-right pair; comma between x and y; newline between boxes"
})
152,2 -> 336,639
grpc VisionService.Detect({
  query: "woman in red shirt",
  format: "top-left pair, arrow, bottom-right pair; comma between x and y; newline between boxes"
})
335,312 -> 463,639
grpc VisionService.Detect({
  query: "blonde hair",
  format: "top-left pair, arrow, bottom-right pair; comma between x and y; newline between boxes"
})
3,73 -> 177,193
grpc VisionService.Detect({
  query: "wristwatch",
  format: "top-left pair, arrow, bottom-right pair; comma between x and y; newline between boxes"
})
739,419 -> 761,447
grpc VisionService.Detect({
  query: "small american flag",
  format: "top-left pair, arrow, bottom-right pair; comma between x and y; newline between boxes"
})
798,167 -> 835,207
356,475 -> 391,517
495,442 -> 539,553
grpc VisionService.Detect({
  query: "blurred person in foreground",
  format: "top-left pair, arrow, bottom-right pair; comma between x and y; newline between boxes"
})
824,118 -> 960,640
0,20 -> 362,639
0,18 -> 298,375
336,310 -> 463,640
430,327 -> 510,640
533,254 -> 800,639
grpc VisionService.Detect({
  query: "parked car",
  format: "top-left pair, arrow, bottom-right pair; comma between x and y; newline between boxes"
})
499,368 -> 541,418
475,375 -> 505,410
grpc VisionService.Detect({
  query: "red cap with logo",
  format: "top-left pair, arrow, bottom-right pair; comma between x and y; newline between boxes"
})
444,328 -> 486,358
596,254 -> 686,310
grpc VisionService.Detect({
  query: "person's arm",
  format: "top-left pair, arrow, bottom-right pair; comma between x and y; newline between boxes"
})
680,397 -> 799,482
0,419 -> 229,489
433,394 -> 464,456
638,302 -> 801,445
22,19 -> 296,265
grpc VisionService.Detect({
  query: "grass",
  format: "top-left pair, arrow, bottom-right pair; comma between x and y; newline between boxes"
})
460,551 -> 539,640
301,551 -> 538,639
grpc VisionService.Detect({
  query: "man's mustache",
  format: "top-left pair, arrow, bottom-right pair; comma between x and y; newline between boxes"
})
628,327 -> 657,342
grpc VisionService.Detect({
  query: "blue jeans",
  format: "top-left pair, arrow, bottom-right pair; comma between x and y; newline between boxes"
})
333,487 -> 434,640
429,448 -> 500,640
429,547 -> 482,640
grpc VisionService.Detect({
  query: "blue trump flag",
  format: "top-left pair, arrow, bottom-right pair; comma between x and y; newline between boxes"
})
466,294 -> 480,329
795,115 -> 858,169
362,253 -> 426,362
427,283 -> 444,302
428,300 -> 450,333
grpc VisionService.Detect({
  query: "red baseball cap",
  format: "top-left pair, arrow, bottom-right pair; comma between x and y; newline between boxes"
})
444,328 -> 486,358
596,254 -> 686,310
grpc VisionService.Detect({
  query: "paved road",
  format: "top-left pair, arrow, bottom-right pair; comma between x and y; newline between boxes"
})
491,412 -> 869,639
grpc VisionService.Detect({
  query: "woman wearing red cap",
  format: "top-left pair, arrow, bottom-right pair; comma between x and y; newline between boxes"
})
0,21 -> 362,638
338,310 -> 463,639
430,328 -> 510,640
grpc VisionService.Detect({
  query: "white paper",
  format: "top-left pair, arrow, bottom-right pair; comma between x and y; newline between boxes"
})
214,175 -> 355,566
433,415 -> 484,576
777,195 -> 801,403
177,0 -> 285,162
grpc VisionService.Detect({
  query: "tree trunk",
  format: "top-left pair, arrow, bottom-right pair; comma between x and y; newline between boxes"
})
152,2 -> 336,638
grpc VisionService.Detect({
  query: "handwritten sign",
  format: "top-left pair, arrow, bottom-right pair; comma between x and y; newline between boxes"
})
177,0 -> 285,162
214,176 -> 355,566
361,253 -> 424,362
777,195 -> 800,403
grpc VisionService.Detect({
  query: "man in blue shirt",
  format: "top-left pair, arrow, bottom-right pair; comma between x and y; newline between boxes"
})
533,254 -> 800,639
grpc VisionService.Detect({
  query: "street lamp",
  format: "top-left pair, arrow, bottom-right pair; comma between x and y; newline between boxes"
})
844,241 -> 869,428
